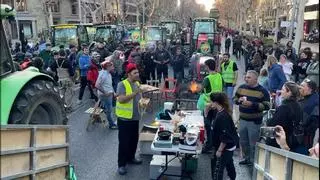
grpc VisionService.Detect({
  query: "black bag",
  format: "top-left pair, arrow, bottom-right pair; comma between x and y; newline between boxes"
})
289,105 -> 304,146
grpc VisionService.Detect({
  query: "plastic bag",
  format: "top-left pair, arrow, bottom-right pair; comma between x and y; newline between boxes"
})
197,94 -> 208,111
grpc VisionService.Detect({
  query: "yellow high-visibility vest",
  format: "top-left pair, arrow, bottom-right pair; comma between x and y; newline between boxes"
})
115,79 -> 139,119
221,60 -> 235,83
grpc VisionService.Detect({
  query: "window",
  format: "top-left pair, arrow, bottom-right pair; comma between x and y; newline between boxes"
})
194,21 -> 215,36
10,21 -> 18,39
78,26 -> 89,45
46,1 -> 60,13
16,0 -> 27,11
95,28 -> 111,41
1,0 -> 14,6
71,3 -> 77,15
146,28 -> 162,41
54,27 -> 77,47
0,22 -> 13,75
305,4 -> 319,12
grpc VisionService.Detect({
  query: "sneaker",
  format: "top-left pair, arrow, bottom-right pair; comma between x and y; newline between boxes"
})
109,124 -> 118,130
128,158 -> 142,165
239,159 -> 251,165
117,166 -> 127,175
76,100 -> 82,105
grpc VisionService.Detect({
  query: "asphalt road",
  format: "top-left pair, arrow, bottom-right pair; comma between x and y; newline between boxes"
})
67,37 -> 251,180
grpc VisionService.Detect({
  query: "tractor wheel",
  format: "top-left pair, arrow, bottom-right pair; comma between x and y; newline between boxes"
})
9,80 -> 68,125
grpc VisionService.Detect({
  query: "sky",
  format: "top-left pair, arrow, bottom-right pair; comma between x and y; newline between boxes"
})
195,0 -> 215,11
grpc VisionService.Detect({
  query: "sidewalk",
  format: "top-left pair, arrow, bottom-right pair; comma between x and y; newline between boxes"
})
280,38 -> 319,53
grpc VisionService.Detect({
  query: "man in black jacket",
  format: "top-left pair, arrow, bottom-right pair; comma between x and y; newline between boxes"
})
94,41 -> 111,63
154,42 -> 171,88
142,45 -> 156,82
171,46 -> 185,84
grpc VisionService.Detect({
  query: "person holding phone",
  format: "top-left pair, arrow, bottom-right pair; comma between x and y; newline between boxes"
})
275,125 -> 319,158
266,82 -> 308,155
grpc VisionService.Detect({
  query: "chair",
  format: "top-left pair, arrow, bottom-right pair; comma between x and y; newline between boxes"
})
146,79 -> 161,111
161,78 -> 178,100
84,100 -> 106,131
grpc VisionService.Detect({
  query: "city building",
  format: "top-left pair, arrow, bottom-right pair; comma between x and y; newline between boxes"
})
1,0 -> 138,42
304,0 -> 319,34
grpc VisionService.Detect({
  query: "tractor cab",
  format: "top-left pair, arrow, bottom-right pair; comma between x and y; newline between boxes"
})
94,24 -> 116,42
192,18 -> 218,55
51,24 -> 89,51
144,26 -> 167,49
84,23 -> 96,42
160,20 -> 180,44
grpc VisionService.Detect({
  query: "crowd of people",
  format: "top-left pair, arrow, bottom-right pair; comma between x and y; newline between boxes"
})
199,32 -> 319,180
10,31 -> 319,179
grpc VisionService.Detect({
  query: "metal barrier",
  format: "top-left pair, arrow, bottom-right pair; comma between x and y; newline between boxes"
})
253,143 -> 319,180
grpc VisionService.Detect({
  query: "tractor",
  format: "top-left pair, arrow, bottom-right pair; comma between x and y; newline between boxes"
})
51,23 -> 90,51
159,20 -> 181,44
0,4 -> 67,125
144,25 -> 168,49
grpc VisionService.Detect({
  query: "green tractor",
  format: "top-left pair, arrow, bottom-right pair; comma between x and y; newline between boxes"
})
144,26 -> 168,49
51,24 -> 90,51
159,20 -> 181,44
0,4 -> 67,125
191,18 -> 218,55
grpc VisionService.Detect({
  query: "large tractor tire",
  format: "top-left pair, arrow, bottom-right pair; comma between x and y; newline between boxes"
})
9,80 -> 68,125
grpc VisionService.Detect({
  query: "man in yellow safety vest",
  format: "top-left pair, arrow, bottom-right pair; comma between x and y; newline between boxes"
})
115,63 -> 142,175
201,59 -> 223,153
221,53 -> 238,108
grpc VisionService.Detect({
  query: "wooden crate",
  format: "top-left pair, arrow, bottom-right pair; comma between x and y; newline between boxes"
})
36,148 -> 67,169
35,167 -> 66,180
1,125 -> 69,180
17,167 -> 67,180
35,128 -> 66,147
1,152 -> 30,178
292,161 -> 319,180
253,143 -> 319,180
0,129 -> 31,151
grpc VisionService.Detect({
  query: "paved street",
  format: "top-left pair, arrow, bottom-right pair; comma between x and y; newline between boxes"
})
67,38 -> 251,180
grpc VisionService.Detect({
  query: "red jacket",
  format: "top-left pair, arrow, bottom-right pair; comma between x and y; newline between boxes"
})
87,60 -> 99,88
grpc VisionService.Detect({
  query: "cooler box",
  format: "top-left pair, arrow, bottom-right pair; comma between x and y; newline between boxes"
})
149,155 -> 182,180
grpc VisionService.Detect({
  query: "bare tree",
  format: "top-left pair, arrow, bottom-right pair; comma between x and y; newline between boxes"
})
134,0 -> 160,24
41,0 -> 59,27
81,0 -> 103,23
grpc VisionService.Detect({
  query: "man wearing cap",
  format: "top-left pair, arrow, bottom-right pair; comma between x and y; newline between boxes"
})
95,59 -> 118,129
116,63 -> 142,175
40,43 -> 52,69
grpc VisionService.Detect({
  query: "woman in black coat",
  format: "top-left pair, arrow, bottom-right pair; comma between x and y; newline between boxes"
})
206,93 -> 239,180
266,82 -> 308,155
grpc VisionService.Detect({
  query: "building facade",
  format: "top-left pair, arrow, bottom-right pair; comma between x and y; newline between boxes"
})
304,0 -> 319,34
1,0 -> 138,42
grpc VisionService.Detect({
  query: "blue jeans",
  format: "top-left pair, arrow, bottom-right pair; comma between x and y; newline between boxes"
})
239,119 -> 261,163
224,86 -> 234,108
100,96 -> 115,126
